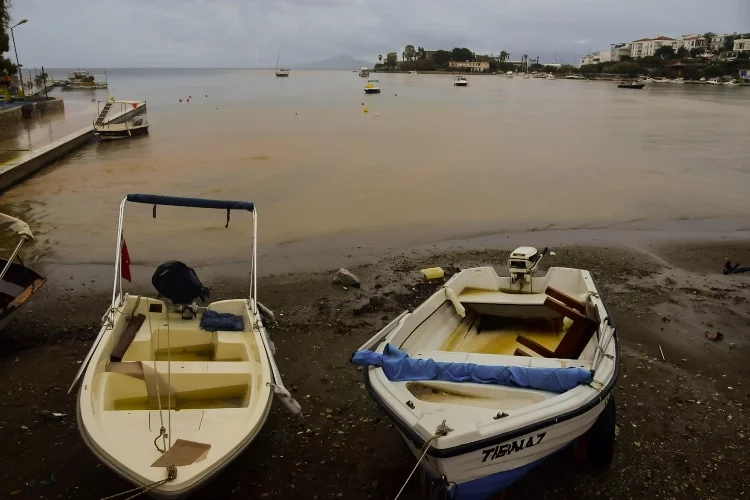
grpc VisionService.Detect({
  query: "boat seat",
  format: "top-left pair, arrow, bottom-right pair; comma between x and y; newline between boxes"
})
515,287 -> 598,359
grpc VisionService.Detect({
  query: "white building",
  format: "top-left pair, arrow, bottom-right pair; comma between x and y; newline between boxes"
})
734,38 -> 750,53
710,33 -> 738,52
680,34 -> 708,52
630,36 -> 679,58
610,43 -> 631,62
448,60 -> 490,72
580,50 -> 612,66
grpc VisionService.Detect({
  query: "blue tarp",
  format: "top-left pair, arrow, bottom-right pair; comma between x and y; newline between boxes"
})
352,344 -> 592,393
200,310 -> 244,331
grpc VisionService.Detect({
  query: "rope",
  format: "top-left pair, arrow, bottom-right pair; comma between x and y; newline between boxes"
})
100,465 -> 177,500
147,303 -> 169,456
394,420 -> 452,500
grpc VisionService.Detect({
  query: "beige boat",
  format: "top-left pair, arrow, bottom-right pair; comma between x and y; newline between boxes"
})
69,194 -> 300,498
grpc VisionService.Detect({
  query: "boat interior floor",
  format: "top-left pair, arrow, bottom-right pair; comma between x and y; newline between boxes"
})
95,299 -> 262,412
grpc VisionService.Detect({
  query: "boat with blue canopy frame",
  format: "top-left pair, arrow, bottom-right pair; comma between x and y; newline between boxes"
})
69,194 -> 300,498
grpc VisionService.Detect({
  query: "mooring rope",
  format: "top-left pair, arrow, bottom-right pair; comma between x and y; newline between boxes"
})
394,420 -> 452,500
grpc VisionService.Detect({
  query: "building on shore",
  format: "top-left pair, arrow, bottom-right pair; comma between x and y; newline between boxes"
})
710,33 -> 738,52
680,34 -> 709,52
630,36 -> 679,58
733,38 -> 750,53
448,60 -> 490,72
580,50 -> 612,66
610,43 -> 631,62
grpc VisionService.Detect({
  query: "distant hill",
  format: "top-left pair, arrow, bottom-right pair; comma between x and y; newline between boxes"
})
293,55 -> 372,70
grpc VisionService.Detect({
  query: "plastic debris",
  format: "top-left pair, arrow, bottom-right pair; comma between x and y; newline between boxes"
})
420,267 -> 445,280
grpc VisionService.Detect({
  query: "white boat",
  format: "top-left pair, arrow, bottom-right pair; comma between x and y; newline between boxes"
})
640,77 -> 655,84
652,77 -> 670,83
565,75 -> 585,80
705,78 -> 721,85
545,74 -> 556,80
671,78 -> 685,84
505,71 -> 514,79
94,100 -> 150,140
359,67 -> 370,78
532,73 -> 546,79
70,194 -> 300,498
275,46 -> 290,77
353,247 -> 618,498
0,213 -> 45,332
364,80 -> 381,94
453,76 -> 469,87
408,71 -> 418,76
63,69 -> 109,90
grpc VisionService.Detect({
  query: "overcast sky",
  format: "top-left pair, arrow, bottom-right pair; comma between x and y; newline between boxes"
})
6,0 -> 750,67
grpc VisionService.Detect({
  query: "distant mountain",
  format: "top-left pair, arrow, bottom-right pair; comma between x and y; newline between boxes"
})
293,55 -> 372,70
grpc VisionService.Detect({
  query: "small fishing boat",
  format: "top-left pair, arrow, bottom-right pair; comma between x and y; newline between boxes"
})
545,74 -> 556,80
705,78 -> 721,85
0,213 -> 45,332
618,81 -> 645,89
63,69 -> 109,90
505,71 -> 514,79
453,76 -> 469,87
408,71 -> 418,76
359,67 -> 370,77
652,77 -> 671,83
70,194 -> 300,498
353,247 -> 618,499
364,80 -> 381,94
94,100 -> 149,140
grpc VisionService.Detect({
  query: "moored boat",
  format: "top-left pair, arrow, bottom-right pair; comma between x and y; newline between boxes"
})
453,76 -> 469,87
618,81 -> 645,89
70,194 -> 301,498
94,100 -> 150,140
0,213 -> 45,332
364,80 -> 381,93
359,67 -> 370,77
353,247 -> 618,499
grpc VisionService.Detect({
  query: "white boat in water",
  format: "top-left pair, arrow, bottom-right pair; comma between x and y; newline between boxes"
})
70,194 -> 300,498
353,247 -> 618,499
545,74 -> 556,80
359,67 -> 370,77
505,71 -> 514,79
364,80 -> 381,94
453,76 -> 469,87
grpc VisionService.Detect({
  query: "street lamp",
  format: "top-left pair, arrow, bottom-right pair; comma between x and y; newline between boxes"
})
10,19 -> 28,98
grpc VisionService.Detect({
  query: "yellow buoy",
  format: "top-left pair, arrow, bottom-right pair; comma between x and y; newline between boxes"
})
363,107 -> 368,113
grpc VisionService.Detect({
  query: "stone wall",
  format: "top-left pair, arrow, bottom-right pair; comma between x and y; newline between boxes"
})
21,98 -> 65,118
0,106 -> 23,124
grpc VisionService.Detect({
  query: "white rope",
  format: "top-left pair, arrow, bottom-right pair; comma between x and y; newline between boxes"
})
394,420 -> 452,500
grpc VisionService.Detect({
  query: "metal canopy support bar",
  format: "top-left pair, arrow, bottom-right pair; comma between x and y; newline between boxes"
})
126,194 -> 254,212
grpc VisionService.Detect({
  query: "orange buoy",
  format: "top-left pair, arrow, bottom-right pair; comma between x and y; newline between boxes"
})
179,99 -> 182,102
394,93 -> 397,96
189,95 -> 192,99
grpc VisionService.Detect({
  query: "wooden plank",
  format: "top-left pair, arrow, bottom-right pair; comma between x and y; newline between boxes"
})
516,335 -> 555,358
110,313 -> 146,362
543,296 -> 587,322
514,348 -> 532,357
553,319 -> 597,359
545,286 -> 586,314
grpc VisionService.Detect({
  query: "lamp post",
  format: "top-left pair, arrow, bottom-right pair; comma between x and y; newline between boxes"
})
10,19 -> 28,98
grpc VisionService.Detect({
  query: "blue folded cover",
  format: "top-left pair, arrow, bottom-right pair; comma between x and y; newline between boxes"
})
352,344 -> 592,393
200,310 -> 244,331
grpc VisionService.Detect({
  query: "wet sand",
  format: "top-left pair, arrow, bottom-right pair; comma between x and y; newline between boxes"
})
1,238 -> 748,499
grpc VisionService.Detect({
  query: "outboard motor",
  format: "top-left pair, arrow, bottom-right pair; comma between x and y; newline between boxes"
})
132,115 -> 144,126
151,261 -> 209,318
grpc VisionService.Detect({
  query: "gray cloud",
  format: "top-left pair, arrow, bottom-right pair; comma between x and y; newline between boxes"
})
6,0 -> 748,67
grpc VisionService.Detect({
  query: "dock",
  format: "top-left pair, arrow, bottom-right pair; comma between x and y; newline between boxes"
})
0,126 -> 95,192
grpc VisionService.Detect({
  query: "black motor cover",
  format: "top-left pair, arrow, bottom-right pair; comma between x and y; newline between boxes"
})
151,261 -> 209,305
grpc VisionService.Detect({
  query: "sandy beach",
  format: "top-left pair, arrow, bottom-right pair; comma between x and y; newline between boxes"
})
1,235 -> 748,500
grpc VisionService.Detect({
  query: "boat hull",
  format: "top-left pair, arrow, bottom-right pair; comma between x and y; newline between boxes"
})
618,84 -> 645,89
402,397 -> 608,499
364,88 -> 381,94
275,73 -> 290,78
0,259 -> 45,332
454,82 -> 468,87
95,125 -> 150,140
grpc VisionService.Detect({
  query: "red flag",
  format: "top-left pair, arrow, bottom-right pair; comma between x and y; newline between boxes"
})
121,239 -> 132,282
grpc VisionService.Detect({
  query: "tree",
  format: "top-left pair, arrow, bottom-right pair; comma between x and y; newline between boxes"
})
499,51 -> 509,61
432,50 -> 451,66
610,61 -> 640,77
703,32 -> 716,48
655,46 -> 675,59
378,54 -> 382,65
724,35 -> 735,52
676,46 -> 689,59
450,47 -> 474,61
1,0 -> 17,75
702,64 -> 724,78
689,48 -> 703,58
403,45 -> 416,62
386,52 -> 397,70
417,47 -> 426,60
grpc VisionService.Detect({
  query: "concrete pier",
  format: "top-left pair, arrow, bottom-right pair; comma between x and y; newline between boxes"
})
0,126 -> 94,192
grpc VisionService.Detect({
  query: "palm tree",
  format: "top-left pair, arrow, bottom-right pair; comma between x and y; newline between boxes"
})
499,51 -> 509,62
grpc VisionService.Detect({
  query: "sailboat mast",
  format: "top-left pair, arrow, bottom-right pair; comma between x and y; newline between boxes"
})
276,46 -> 281,71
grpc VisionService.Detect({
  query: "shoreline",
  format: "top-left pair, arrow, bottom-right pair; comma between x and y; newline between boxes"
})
1,239 -> 749,499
